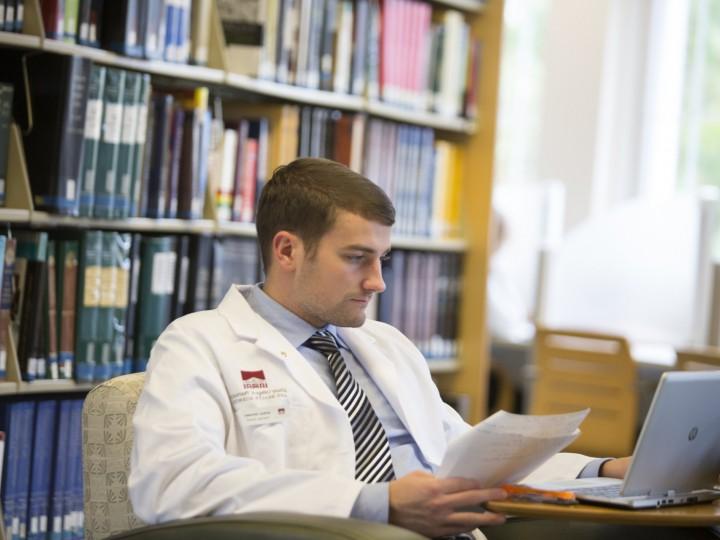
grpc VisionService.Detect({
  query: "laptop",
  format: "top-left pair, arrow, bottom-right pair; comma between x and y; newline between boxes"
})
538,371 -> 720,509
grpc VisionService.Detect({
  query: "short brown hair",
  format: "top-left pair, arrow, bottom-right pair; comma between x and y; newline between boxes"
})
256,158 -> 395,270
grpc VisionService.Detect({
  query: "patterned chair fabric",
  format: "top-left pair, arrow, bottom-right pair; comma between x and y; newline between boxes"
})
83,372 -> 147,540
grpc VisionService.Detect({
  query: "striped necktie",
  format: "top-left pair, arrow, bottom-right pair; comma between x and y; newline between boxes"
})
304,330 -> 395,483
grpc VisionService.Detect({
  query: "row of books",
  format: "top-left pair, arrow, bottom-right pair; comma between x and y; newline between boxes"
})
0,0 -> 23,32
1,51 -> 463,238
38,0 -> 212,65
1,398 -> 84,540
221,0 -> 480,118
211,104 -> 464,238
2,230 -> 260,384
363,118 -> 463,238
378,249 -> 462,359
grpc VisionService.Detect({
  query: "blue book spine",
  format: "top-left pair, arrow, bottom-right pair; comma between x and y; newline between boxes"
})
15,401 -> 36,540
1,403 -> 21,540
65,400 -> 83,540
28,401 -> 57,540
163,0 -> 178,62
49,401 -> 70,540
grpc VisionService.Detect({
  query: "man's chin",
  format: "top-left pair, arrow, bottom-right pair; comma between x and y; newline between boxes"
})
329,312 -> 366,328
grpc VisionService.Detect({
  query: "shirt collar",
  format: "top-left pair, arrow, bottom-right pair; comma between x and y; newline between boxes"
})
241,284 -> 348,350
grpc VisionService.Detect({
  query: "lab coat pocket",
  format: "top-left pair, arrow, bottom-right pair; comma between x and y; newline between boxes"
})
233,393 -> 290,470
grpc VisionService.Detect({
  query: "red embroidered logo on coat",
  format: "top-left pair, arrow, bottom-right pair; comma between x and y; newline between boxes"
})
241,370 -> 268,389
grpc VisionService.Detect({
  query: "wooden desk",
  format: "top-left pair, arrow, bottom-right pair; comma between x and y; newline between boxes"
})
486,500 -> 720,526
483,501 -> 720,540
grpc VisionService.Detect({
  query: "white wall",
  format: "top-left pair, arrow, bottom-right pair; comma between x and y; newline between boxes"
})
536,0 -> 610,228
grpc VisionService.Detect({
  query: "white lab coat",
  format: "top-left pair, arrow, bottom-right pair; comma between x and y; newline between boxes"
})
129,285 -> 593,525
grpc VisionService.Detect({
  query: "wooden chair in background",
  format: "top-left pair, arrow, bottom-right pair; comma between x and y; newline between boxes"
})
676,347 -> 720,371
529,328 -> 637,457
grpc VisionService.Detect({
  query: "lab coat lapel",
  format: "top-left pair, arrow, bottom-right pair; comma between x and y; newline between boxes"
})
217,287 -> 344,413
338,327 -> 446,467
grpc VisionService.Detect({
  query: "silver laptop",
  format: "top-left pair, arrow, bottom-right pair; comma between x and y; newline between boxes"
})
565,371 -> 720,508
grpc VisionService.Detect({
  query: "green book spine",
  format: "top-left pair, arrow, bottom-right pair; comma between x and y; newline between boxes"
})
93,68 -> 126,218
114,71 -> 141,219
79,65 -> 107,217
134,235 -> 176,371
94,231 -> 116,381
111,233 -> 131,376
0,83 -> 14,207
129,74 -> 151,218
55,238 -> 79,379
74,230 -> 102,382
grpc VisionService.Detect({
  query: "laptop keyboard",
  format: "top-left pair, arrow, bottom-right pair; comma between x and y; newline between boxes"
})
573,484 -> 623,498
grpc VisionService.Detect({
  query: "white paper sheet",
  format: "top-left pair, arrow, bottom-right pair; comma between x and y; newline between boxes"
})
437,409 -> 589,486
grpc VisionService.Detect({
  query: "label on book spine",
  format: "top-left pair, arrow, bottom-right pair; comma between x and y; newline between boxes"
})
103,103 -> 124,144
85,99 -> 103,139
122,104 -> 139,145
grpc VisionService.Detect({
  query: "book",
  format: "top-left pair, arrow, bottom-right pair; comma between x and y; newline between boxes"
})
40,0 -> 64,39
79,64 -> 107,217
134,236 -> 176,371
0,237 -> 14,380
77,0 -> 103,47
15,401 -> 35,540
23,54 -> 91,216
45,239 -> 59,379
189,0 -> 212,66
94,231 -> 117,382
169,234 -> 190,320
185,233 -> 213,313
217,0 -> 266,76
93,68 -> 126,218
114,70 -> 142,220
164,104 -> 184,218
74,230 -> 102,383
127,73 -> 152,219
101,0 -> 142,57
27,400 -> 57,540
63,0 -> 79,43
0,83 -> 13,207
111,233 -> 131,377
141,93 -> 174,219
55,238 -> 79,380
122,234 -> 141,374
15,232 -> 49,381
1,402 -> 22,539
49,399 -> 71,540
138,0 -> 166,60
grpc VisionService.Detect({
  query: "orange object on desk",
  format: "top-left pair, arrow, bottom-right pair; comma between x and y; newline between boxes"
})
501,484 -> 578,505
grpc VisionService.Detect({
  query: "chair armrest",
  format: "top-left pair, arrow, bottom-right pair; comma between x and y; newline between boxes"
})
106,512 -> 427,540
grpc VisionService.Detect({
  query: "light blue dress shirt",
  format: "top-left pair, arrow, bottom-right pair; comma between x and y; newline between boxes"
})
241,284 -> 609,523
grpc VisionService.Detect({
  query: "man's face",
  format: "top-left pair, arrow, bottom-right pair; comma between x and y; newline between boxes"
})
291,210 -> 391,328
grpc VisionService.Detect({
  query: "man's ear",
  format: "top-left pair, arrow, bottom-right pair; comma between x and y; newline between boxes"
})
271,231 -> 303,272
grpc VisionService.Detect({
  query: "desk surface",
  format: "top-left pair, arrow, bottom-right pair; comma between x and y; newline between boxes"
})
486,500 -> 720,527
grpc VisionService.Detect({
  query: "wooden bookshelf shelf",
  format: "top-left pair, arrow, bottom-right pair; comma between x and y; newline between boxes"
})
18,380 -> 96,394
391,235 -> 467,252
215,221 -> 257,238
0,31 -> 476,134
0,381 -> 18,395
432,0 -> 487,13
42,39 -> 226,83
366,100 -> 476,133
226,73 -> 365,111
0,208 -> 32,222
427,358 -> 461,374
0,31 -> 42,49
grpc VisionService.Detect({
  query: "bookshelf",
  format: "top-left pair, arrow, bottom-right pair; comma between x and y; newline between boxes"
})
0,1 -> 504,421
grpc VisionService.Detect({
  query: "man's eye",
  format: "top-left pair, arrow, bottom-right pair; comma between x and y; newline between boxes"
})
346,255 -> 364,263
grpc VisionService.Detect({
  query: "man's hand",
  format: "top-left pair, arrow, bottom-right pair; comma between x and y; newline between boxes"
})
389,471 -> 507,538
600,457 -> 632,478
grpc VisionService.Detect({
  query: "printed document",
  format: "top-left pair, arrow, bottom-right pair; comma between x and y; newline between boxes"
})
438,409 -> 589,486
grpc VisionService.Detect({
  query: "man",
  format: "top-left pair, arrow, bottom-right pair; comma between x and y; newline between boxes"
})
129,158 -> 628,538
